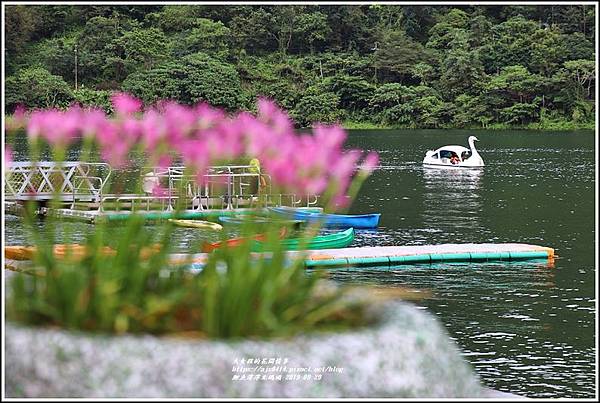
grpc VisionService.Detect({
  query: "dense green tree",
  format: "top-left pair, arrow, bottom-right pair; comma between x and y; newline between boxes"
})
400,6 -> 438,42
499,102 -> 540,125
321,5 -> 371,52
438,48 -> 486,99
562,32 -> 595,61
485,65 -> 542,104
291,85 -> 342,126
173,18 -> 231,59
144,5 -> 203,33
373,30 -> 426,82
410,62 -> 435,86
562,59 -> 595,100
368,83 -> 444,127
106,27 -> 172,81
75,16 -> 135,85
73,87 -> 113,112
294,11 -> 331,54
183,53 -> 247,108
21,32 -> 80,83
529,27 -> 567,76
4,4 -> 596,129
250,81 -> 299,112
122,52 -> 246,110
325,74 -> 375,114
263,6 -> 306,55
426,8 -> 470,50
5,6 -> 36,57
468,14 -> 493,47
229,7 -> 274,55
485,16 -> 539,73
5,67 -> 73,112
453,94 -> 493,128
121,61 -> 184,103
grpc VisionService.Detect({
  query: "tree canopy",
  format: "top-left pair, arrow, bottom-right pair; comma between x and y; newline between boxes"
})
4,4 -> 595,129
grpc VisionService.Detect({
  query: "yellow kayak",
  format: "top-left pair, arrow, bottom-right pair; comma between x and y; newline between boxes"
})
168,219 -> 223,231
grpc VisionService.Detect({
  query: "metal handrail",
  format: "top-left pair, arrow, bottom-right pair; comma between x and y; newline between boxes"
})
6,161 -> 111,201
71,175 -> 104,209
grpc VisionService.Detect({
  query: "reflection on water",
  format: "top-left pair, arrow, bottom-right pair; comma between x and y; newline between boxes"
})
421,166 -> 487,239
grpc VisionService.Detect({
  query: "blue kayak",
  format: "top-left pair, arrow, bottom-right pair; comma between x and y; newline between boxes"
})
268,207 -> 381,229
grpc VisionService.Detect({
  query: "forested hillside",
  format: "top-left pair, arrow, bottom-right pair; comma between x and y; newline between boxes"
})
5,4 -> 596,129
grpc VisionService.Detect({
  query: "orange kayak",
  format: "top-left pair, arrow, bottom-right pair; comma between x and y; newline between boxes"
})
201,227 -> 288,253
5,244 -> 162,261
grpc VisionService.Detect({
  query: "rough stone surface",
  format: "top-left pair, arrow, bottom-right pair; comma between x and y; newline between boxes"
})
5,301 -> 507,398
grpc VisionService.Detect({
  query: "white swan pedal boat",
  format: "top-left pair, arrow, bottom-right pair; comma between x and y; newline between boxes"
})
422,136 -> 484,168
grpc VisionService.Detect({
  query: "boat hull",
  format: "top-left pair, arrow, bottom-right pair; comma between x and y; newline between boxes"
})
422,161 -> 484,168
218,215 -> 305,228
251,227 -> 355,251
268,207 -> 380,229
201,228 -> 289,252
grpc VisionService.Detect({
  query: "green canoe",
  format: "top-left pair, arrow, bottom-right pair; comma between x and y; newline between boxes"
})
251,227 -> 355,251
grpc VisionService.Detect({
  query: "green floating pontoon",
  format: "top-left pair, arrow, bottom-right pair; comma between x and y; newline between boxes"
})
251,228 -> 355,252
300,243 -> 555,268
162,242 -> 555,270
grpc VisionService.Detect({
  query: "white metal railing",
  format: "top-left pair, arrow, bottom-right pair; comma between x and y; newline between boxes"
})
139,165 -> 319,211
5,161 -> 111,202
5,161 -> 319,212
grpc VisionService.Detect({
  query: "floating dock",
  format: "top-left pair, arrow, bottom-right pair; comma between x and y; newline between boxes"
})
8,207 -> 323,224
4,243 -> 555,274
41,208 -> 264,224
171,243 -> 555,269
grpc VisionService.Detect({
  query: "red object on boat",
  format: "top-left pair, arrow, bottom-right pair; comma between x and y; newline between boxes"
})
201,227 -> 288,253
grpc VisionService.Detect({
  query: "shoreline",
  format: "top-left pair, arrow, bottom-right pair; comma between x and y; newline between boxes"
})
339,121 -> 596,131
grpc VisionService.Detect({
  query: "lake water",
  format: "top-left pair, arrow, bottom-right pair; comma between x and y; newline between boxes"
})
340,129 -> 596,398
4,129 -> 596,398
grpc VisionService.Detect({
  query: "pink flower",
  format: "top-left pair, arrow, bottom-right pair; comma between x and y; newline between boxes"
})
195,102 -> 225,129
257,98 -> 293,134
179,139 -> 209,172
100,139 -> 130,168
6,106 -> 27,133
4,145 -> 13,168
26,108 -> 79,148
151,185 -> 169,197
313,124 -> 347,151
13,95 -> 379,211
156,154 -> 172,171
120,117 -> 142,143
81,108 -> 109,139
163,102 -> 197,144
359,152 -> 380,175
139,110 -> 167,152
111,93 -> 142,116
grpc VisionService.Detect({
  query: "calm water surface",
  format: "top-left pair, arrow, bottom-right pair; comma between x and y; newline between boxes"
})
4,129 -> 596,398
341,129 -> 596,398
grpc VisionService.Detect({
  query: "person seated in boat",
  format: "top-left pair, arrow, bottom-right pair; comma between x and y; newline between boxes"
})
461,151 -> 471,161
450,154 -> 460,165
